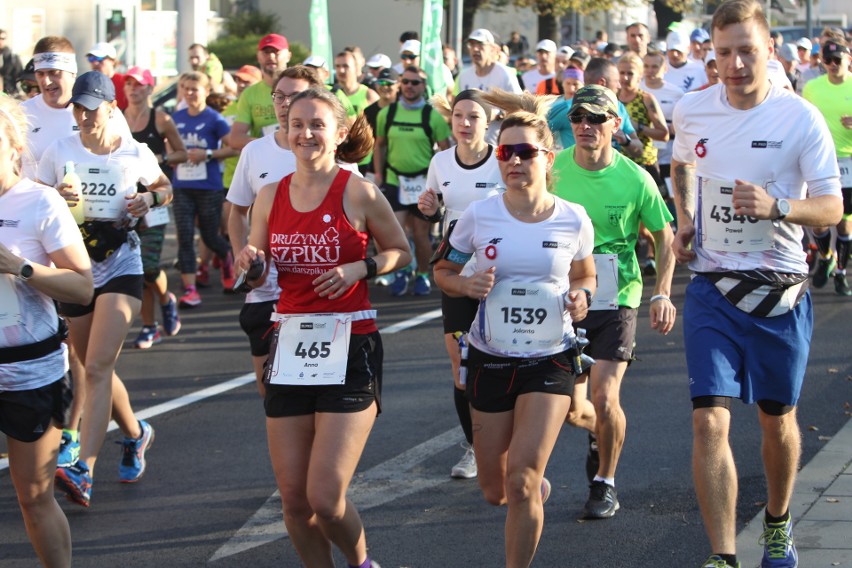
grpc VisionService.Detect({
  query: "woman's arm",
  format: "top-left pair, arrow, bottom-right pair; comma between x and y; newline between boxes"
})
156,110 -> 188,165
0,242 -> 93,306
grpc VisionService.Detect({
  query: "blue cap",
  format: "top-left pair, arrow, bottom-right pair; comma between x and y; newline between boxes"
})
70,71 -> 115,110
690,28 -> 711,43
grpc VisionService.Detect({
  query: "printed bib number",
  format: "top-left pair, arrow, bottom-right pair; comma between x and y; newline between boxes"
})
699,177 -> 773,253
0,275 -> 22,329
78,163 -> 127,221
176,161 -> 207,181
144,206 -> 170,228
267,313 -> 351,385
481,281 -> 566,355
591,254 -> 619,310
398,174 -> 426,206
839,156 -> 851,188
262,124 -> 279,136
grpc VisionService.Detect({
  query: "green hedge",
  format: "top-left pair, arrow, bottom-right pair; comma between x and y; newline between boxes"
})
209,34 -> 309,70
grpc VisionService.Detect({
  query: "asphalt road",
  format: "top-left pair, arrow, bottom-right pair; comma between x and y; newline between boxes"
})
1,266 -> 850,568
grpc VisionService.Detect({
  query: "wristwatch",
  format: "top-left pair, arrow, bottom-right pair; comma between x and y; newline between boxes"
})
206,149 -> 213,161
774,198 -> 791,221
18,259 -> 34,281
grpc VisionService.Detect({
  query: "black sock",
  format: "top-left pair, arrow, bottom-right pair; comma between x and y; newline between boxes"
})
814,230 -> 832,257
836,236 -> 850,271
718,553 -> 738,566
454,387 -> 473,444
765,508 -> 790,524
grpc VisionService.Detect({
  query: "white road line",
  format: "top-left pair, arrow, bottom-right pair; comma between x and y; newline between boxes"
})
208,426 -> 463,562
379,308 -> 442,334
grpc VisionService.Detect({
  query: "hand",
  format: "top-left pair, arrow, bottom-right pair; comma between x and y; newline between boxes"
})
187,148 -> 207,165
463,266 -> 496,300
672,221 -> 696,263
564,289 -> 589,322
125,193 -> 150,218
649,297 -> 676,335
418,188 -> 439,216
0,243 -> 23,275
732,179 -> 777,220
237,245 -> 263,273
313,262 -> 360,299
55,182 -> 80,205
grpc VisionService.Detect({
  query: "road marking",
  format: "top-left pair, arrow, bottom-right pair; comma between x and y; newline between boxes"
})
208,426 -> 463,562
379,308 -> 442,334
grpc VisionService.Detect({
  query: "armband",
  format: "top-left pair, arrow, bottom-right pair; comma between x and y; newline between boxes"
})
150,191 -> 160,208
413,206 -> 445,223
430,220 -> 473,266
650,294 -> 670,303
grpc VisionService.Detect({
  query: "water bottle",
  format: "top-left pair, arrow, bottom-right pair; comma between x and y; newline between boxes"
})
63,162 -> 85,225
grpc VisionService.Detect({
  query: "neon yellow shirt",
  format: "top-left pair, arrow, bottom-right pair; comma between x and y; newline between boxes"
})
803,74 -> 852,157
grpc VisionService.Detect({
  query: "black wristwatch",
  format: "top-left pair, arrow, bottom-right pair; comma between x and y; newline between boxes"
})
363,257 -> 378,280
18,259 -> 34,281
206,149 -> 213,161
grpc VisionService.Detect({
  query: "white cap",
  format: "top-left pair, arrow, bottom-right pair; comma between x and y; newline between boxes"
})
795,37 -> 812,51
303,55 -> 328,69
767,59 -> 793,89
665,31 -> 690,54
536,39 -> 557,53
704,50 -> 716,64
87,41 -> 117,59
558,45 -> 575,58
400,39 -> 421,55
467,28 -> 495,45
367,53 -> 392,69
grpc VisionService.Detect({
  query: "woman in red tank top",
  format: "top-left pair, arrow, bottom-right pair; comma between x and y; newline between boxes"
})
237,86 -> 410,568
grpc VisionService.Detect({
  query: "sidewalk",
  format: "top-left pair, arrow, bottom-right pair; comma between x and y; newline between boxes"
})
737,416 -> 852,567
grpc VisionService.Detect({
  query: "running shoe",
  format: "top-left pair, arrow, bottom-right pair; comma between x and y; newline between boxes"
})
812,255 -> 836,289
220,251 -> 236,292
373,273 -> 395,287
57,431 -> 80,468
643,258 -> 657,276
540,477 -> 552,504
389,269 -> 411,297
134,325 -> 161,349
119,420 -> 155,483
161,292 -> 181,336
450,442 -> 477,479
179,287 -> 202,308
583,480 -> 620,519
195,263 -> 210,287
701,555 -> 740,568
834,273 -> 851,296
413,274 -> 432,296
55,461 -> 91,507
759,515 -> 797,567
585,432 -> 600,483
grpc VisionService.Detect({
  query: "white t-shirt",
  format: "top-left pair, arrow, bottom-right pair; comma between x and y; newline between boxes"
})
641,80 -> 685,166
38,135 -> 161,287
521,68 -> 555,93
457,63 -> 522,94
0,179 -> 83,391
664,60 -> 707,93
672,83 -> 841,274
21,94 -> 132,180
450,194 -> 594,357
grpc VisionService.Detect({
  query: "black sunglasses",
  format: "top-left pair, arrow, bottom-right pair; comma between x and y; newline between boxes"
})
401,78 -> 423,86
21,83 -> 40,94
400,53 -> 417,60
824,55 -> 844,65
568,113 -> 612,125
495,143 -> 549,162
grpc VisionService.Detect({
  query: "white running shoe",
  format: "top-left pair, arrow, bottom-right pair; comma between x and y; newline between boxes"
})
450,442 -> 477,479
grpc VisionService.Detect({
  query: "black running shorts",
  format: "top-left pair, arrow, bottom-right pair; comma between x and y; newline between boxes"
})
239,300 -> 277,356
0,373 -> 73,442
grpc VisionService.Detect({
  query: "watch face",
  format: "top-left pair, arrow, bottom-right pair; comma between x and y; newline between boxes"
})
779,199 -> 791,216
20,263 -> 34,279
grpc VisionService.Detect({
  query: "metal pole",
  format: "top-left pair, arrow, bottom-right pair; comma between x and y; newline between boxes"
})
450,0 -> 463,65
805,0 -> 813,40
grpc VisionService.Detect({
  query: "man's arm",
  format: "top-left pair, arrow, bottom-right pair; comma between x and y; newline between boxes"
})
229,121 -> 255,151
373,135 -> 387,187
670,158 -> 698,263
649,225 -> 677,335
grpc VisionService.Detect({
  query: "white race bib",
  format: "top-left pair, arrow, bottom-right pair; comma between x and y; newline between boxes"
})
144,206 -> 170,228
267,313 -> 352,385
262,124 -> 279,136
699,177 -> 774,253
591,254 -> 619,311
398,174 -> 426,206
78,163 -> 128,221
839,156 -> 851,188
652,139 -> 668,150
481,281 -> 566,356
175,161 -> 207,181
0,275 -> 22,329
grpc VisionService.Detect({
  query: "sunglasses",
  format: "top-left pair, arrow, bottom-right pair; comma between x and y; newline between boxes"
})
495,143 -> 549,162
401,78 -> 423,86
568,112 -> 612,125
87,55 -> 108,63
21,83 -> 40,94
377,80 -> 396,87
824,55 -> 844,65
400,53 -> 417,60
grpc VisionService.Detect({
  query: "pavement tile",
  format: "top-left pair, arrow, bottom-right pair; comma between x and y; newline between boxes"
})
795,519 -> 852,549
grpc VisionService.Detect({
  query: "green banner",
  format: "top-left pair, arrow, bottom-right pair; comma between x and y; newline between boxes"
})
309,0 -> 333,83
420,0 -> 446,97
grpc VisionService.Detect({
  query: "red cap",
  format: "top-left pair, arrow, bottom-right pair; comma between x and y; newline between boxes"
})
125,66 -> 155,87
258,34 -> 289,52
234,65 -> 262,83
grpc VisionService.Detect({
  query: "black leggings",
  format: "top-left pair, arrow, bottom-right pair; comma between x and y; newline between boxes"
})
173,187 -> 230,274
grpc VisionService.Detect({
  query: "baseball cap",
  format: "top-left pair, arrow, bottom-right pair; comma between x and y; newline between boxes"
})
468,28 -> 495,44
87,42 -> 117,60
666,31 -> 690,54
234,64 -> 262,82
19,59 -> 36,83
569,50 -> 591,67
125,66 -> 155,87
690,28 -> 711,43
70,71 -> 115,110
302,55 -> 328,69
568,85 -> 619,117
822,40 -> 850,59
367,53 -> 392,69
795,37 -> 812,51
558,45 -> 575,58
376,68 -> 399,83
777,43 -> 798,63
258,34 -> 289,52
536,39 -> 557,53
704,50 -> 717,64
400,39 -> 421,55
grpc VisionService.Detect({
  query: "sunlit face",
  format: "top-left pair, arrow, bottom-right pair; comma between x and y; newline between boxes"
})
35,67 -> 75,109
824,51 -> 850,81
124,76 -> 151,105
643,53 -> 666,81
334,53 -> 356,84
88,56 -> 115,77
570,109 -> 621,153
376,79 -> 399,103
627,25 -> 650,53
287,97 -> 346,164
467,39 -> 492,67
400,52 -> 419,67
399,71 -> 425,103
497,125 -> 553,191
451,99 -> 488,145
712,19 -> 771,104
443,47 -> 457,69
701,42 -> 714,60
274,76 -> 310,128
181,79 -> 208,108
257,47 -> 290,78
188,46 -> 207,70
667,49 -> 687,67
561,77 -> 583,98
536,49 -> 553,68
705,60 -> 720,84
72,100 -> 114,134
617,61 -> 641,90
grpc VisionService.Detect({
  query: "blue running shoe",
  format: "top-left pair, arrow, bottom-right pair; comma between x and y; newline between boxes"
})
55,461 -> 91,507
412,274 -> 431,296
119,420 -> 155,483
389,269 -> 411,297
134,325 -> 161,349
161,292 -> 181,336
759,514 -> 798,567
57,430 -> 80,468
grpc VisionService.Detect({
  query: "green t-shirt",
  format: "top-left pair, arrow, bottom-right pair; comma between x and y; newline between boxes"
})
552,147 -> 673,308
803,75 -> 852,157
221,100 -> 239,188
376,103 -> 451,186
235,81 -> 276,138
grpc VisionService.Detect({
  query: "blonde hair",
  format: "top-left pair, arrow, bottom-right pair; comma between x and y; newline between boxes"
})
617,51 -> 644,71
481,89 -> 557,150
0,97 -> 28,176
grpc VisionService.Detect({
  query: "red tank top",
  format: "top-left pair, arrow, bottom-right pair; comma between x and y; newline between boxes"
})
268,169 -> 376,334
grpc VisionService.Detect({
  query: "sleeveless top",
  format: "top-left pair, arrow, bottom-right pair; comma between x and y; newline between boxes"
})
622,90 -> 658,167
130,109 -> 172,188
268,169 -> 377,334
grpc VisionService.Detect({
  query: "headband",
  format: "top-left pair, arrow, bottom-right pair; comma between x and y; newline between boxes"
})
453,89 -> 494,120
33,52 -> 78,74
562,68 -> 584,82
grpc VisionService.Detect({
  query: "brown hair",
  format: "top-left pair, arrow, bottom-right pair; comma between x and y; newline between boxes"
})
286,87 -> 374,164
277,65 -> 322,89
179,71 -> 210,88
33,36 -> 74,54
711,0 -> 769,39
206,92 -> 230,113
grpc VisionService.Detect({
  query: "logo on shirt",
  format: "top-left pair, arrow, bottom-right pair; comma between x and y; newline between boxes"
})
485,238 -> 502,260
0,219 -> 21,228
442,181 -> 451,187
195,123 -> 206,131
750,140 -> 783,149
31,127 -> 41,133
695,138 -> 709,158
259,172 -> 269,179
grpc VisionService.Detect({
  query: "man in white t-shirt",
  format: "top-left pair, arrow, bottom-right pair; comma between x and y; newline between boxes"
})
670,2 -> 843,567
641,50 -> 684,198
521,39 -> 557,93
664,30 -> 707,92
457,28 -> 522,94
